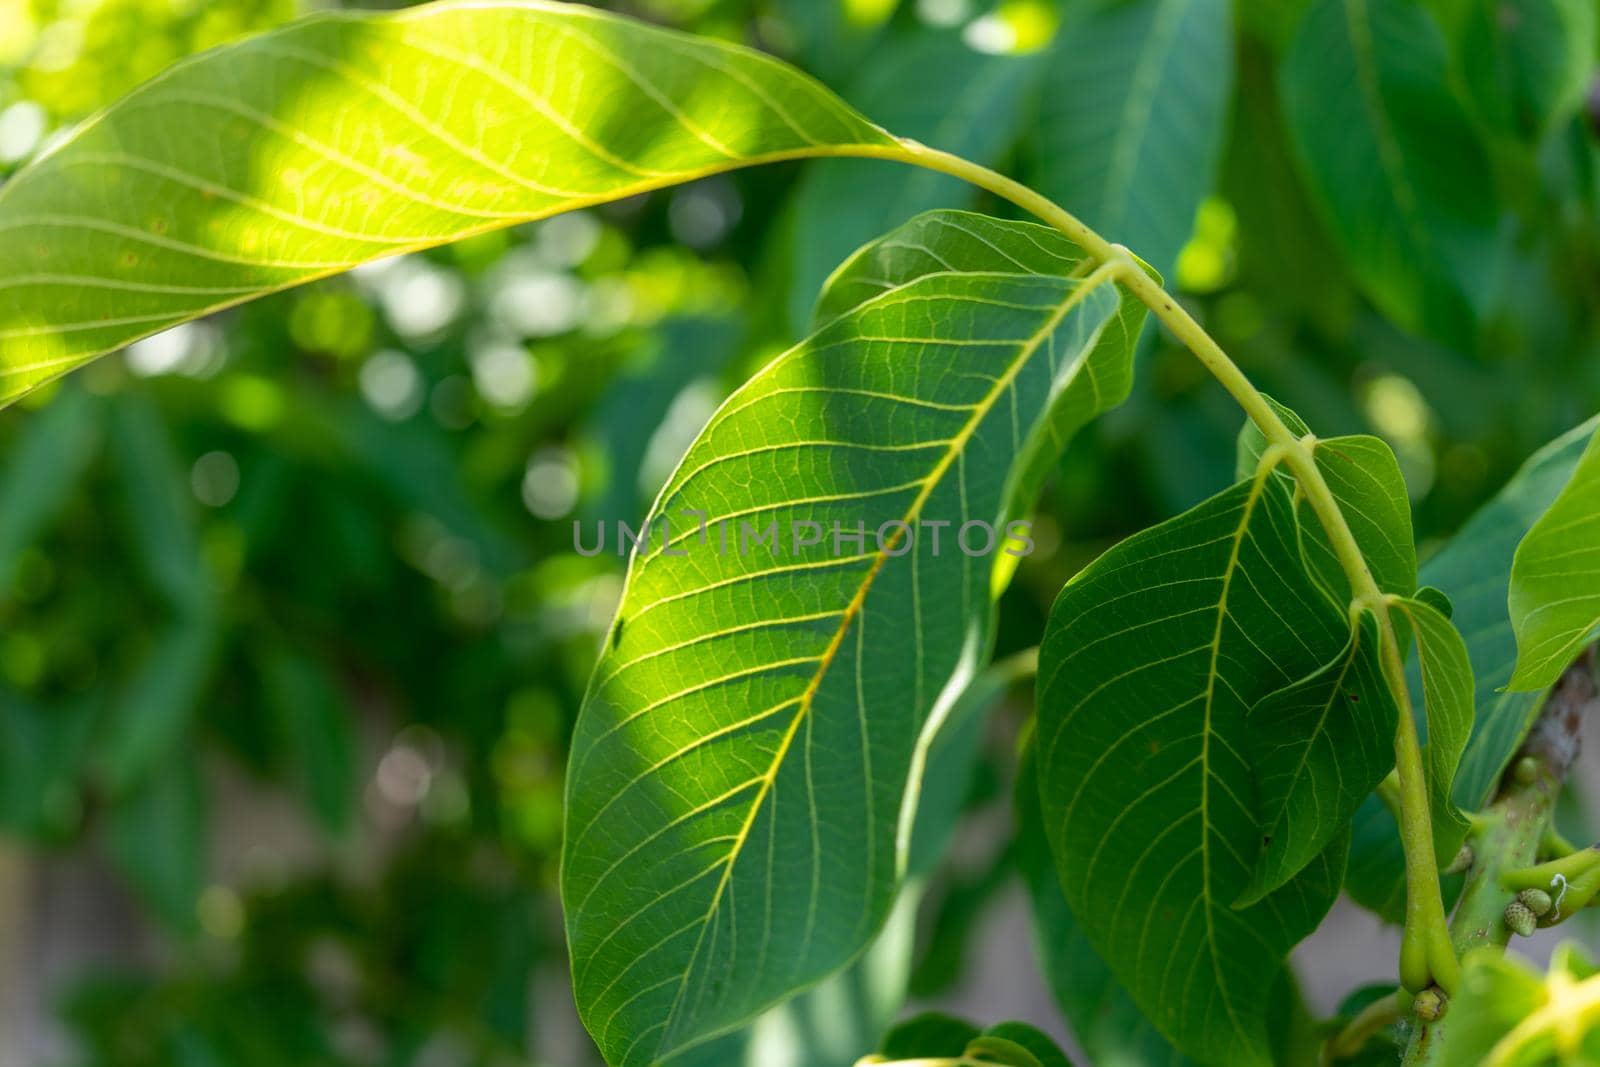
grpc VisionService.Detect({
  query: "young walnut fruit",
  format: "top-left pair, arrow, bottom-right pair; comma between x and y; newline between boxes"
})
1504,898 -> 1537,937
1519,887 -> 1553,917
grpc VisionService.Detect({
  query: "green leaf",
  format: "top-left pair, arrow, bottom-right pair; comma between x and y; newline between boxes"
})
1281,0 -> 1499,347
1015,744 -> 1191,1067
1237,404 -> 1418,601
785,28 -> 1041,332
1240,608 -> 1397,905
662,654 -> 1022,1067
561,210 -> 1144,1067
0,0 -> 897,407
1435,944 -> 1600,1066
1029,0 -> 1234,280
99,618 -> 218,795
0,386 -> 102,587
1347,416 -> 1598,920
1303,435 -> 1418,600
106,752 -> 208,934
816,210 -> 1153,528
661,882 -> 923,1067
966,1026 -> 1075,1067
1508,424 -> 1600,690
108,394 -> 212,614
0,690 -> 96,838
262,648 -> 357,836
1390,594 -> 1475,865
1459,0 -> 1598,142
877,1014 -> 1075,1067
1035,462 -> 1349,1065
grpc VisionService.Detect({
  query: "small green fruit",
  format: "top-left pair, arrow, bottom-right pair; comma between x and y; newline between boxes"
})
1504,899 -> 1537,937
1519,887 -> 1553,917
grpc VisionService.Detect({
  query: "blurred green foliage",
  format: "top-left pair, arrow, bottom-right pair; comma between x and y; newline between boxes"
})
0,0 -> 1595,1063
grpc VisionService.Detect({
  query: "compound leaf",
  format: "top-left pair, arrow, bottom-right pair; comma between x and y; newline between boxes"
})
0,0 -> 898,406
562,211 -> 1145,1067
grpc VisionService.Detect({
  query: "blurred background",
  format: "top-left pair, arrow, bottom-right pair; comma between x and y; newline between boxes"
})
0,0 -> 1595,1064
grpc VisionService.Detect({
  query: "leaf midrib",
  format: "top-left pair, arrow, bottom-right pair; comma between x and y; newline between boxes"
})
649,265 -> 1117,1061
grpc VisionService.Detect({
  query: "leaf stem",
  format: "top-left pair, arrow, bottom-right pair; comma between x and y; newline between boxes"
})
892,139 -> 1457,994
1322,990 -> 1406,1064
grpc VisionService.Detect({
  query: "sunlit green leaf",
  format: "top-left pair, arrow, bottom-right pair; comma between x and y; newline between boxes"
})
1029,0 -> 1233,280
1509,424 -> 1600,690
1281,0 -> 1499,348
562,210 -> 1144,1067
1036,461 -> 1350,1064
0,1 -> 900,407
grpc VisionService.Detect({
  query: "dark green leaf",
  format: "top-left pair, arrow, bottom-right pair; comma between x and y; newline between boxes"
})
99,618 -> 217,794
0,387 -> 102,587
1241,609 -> 1396,904
1281,0 -> 1499,348
1459,0 -> 1598,142
1030,0 -> 1234,279
1015,744 -> 1191,1067
262,649 -> 356,836
786,28 -> 1040,332
1036,462 -> 1350,1064
879,1012 -> 981,1058
106,753 -> 207,934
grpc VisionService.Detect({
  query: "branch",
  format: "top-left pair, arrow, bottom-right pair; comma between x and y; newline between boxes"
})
1402,645 -> 1598,1065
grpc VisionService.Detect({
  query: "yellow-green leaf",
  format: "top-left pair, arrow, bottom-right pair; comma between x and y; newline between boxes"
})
0,0 -> 899,406
1508,424 -> 1600,690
